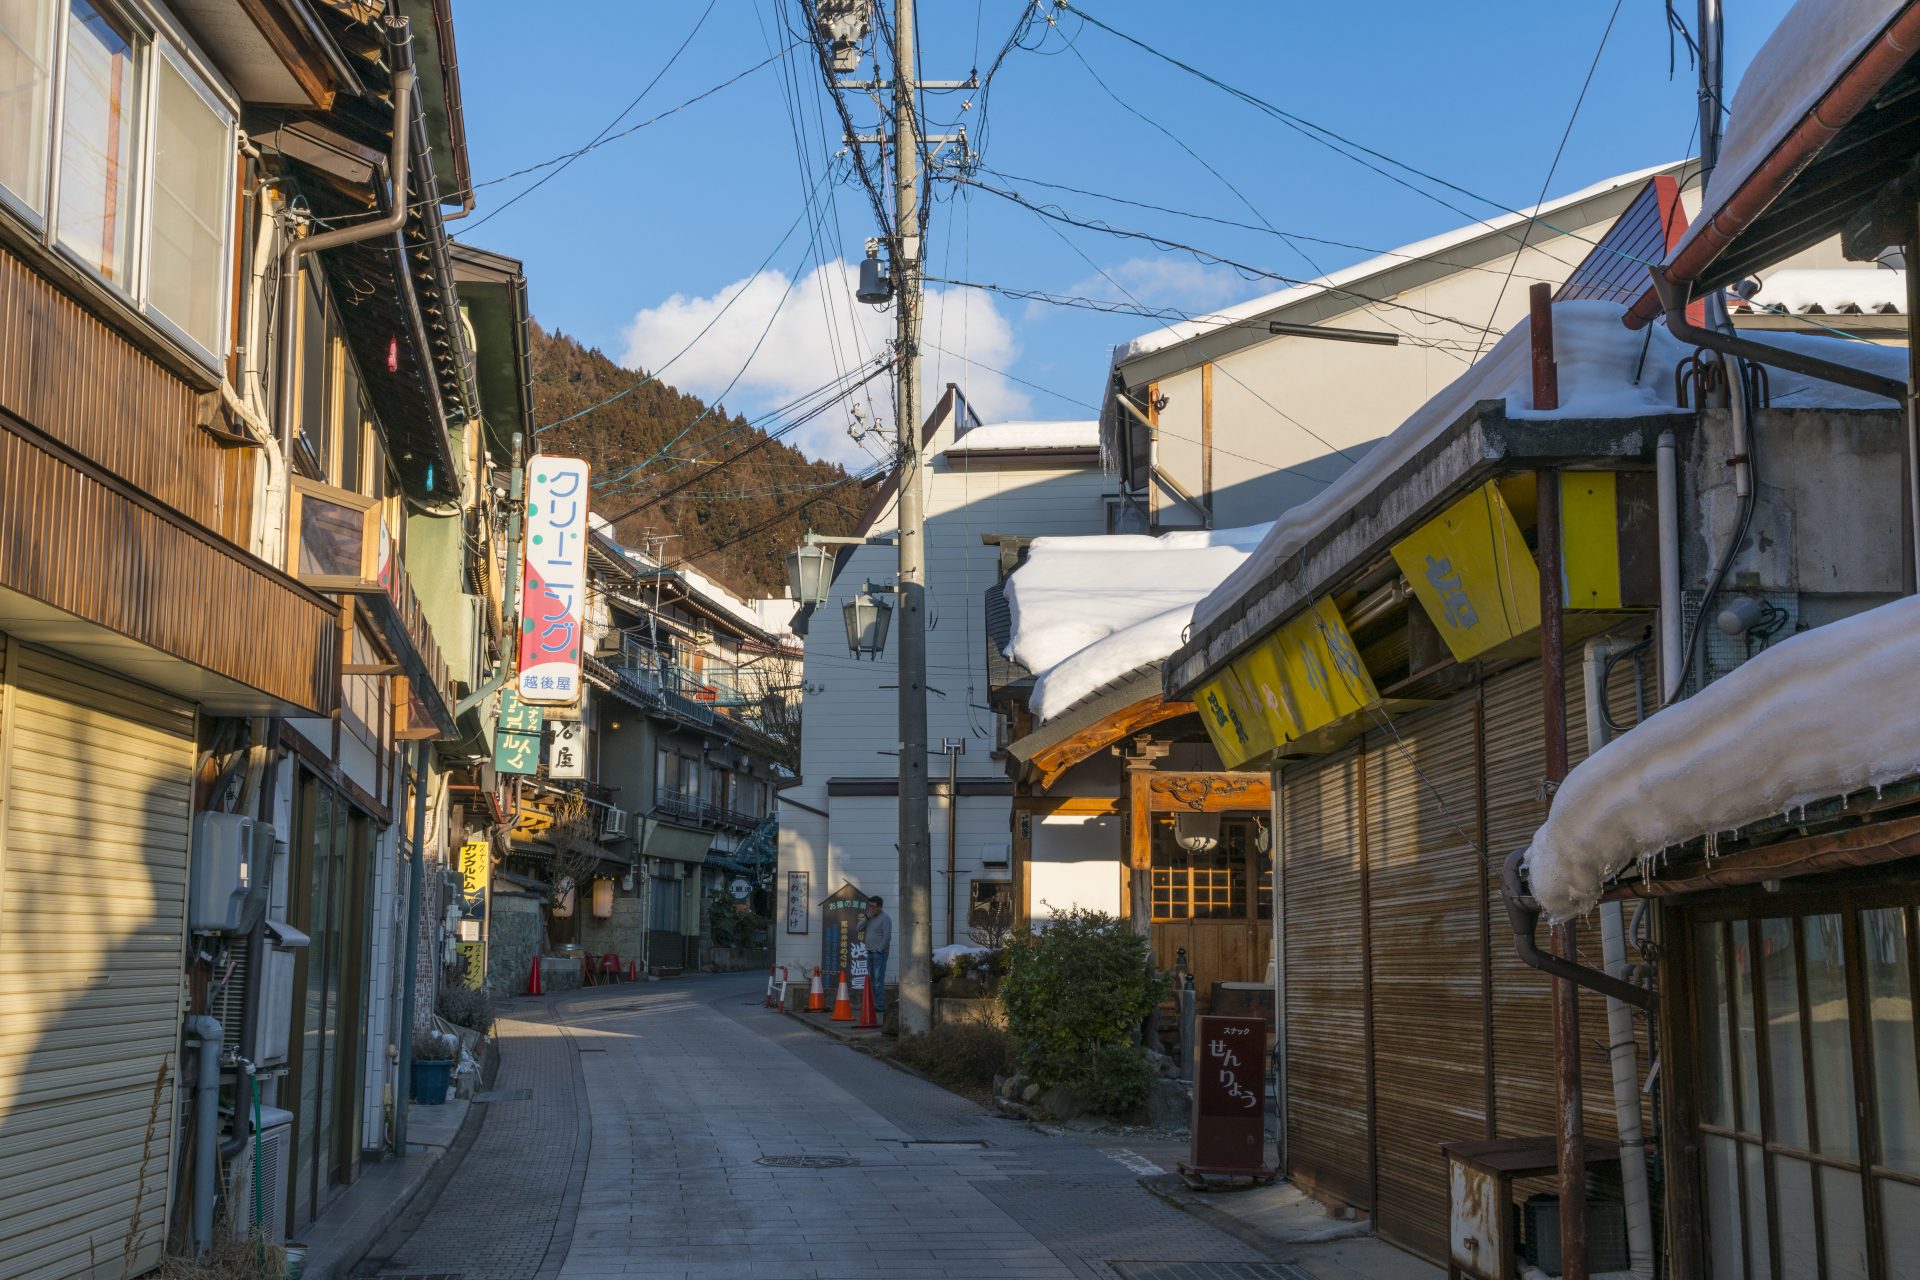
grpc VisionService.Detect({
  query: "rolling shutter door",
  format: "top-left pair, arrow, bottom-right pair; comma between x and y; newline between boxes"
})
1280,744 -> 1370,1210
0,642 -> 195,1280
1365,697 -> 1489,1260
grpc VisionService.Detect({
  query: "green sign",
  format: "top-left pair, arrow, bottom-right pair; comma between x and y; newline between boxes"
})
493,729 -> 541,775
498,688 -> 545,735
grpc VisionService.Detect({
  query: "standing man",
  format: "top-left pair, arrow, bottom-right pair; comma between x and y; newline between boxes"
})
858,896 -> 892,1014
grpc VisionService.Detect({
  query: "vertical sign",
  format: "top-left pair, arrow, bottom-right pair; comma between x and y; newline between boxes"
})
785,871 -> 810,934
456,839 -> 489,989
518,456 -> 590,705
493,688 -> 544,775
547,720 -> 586,780
1187,1015 -> 1273,1178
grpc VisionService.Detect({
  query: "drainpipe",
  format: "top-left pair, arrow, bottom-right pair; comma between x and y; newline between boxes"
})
277,18 -> 416,459
1582,640 -> 1655,1277
393,739 -> 432,1156
1537,469 -> 1587,1280
1270,766 -> 1287,1179
185,1015 -> 224,1261
1655,432 -> 1684,703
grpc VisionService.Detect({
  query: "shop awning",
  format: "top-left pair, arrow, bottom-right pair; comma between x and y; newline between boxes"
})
642,818 -> 712,865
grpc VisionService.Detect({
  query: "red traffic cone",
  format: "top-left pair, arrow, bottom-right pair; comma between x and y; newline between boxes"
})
629,959 -> 639,982
806,966 -> 827,1012
763,962 -> 778,1008
527,953 -> 543,997
855,971 -> 879,1029
830,969 -> 854,1022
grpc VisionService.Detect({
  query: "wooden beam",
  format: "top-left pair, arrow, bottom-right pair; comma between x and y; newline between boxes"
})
1145,771 -> 1273,813
1201,361 -> 1214,522
1145,380 -> 1160,531
235,0 -> 340,108
1029,693 -> 1195,788
1011,795 -> 1121,815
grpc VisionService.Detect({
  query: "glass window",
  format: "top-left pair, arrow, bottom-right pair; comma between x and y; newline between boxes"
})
147,49 -> 229,352
1697,923 -> 1735,1129
297,273 -> 330,472
55,0 -> 142,286
1759,916 -> 1808,1149
1803,913 -> 1858,1159
0,0 -> 56,213
1863,906 -> 1919,1174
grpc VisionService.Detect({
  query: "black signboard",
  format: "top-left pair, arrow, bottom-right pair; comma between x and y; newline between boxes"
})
818,881 -> 870,984
1186,1015 -> 1274,1179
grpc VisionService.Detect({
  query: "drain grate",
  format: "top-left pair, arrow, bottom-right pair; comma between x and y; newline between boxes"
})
756,1154 -> 859,1169
1109,1265 -> 1314,1280
375,1273 -> 464,1280
471,1088 -> 531,1103
899,1139 -> 989,1149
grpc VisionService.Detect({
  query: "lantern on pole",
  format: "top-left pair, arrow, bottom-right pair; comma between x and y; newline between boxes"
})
842,586 -> 893,658
785,540 -> 835,607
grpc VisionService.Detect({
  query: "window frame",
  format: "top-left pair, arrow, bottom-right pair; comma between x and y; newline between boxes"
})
287,474 -> 382,594
0,0 -> 237,369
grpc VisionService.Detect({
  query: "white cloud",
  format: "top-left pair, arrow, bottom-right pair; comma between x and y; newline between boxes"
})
1058,256 -> 1258,315
620,260 -> 1031,468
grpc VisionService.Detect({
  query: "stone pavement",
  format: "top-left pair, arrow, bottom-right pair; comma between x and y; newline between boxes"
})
351,973 -> 1397,1280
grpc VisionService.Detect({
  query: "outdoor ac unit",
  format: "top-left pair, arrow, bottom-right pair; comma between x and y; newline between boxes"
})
602,806 -> 629,839
227,1107 -> 293,1243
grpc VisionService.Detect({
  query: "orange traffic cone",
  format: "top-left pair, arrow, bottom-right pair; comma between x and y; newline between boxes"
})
629,959 -> 640,982
763,963 -> 778,1008
830,969 -> 854,1022
806,966 -> 826,1012
855,971 -> 879,1029
527,954 -> 543,997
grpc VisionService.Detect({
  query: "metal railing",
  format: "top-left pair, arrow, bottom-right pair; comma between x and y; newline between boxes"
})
651,787 -> 765,831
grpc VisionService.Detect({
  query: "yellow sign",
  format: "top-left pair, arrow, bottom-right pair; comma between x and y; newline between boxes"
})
1198,597 -> 1378,765
459,840 -> 490,897
456,940 -> 485,989
1391,480 -> 1541,663
1195,661 -> 1281,770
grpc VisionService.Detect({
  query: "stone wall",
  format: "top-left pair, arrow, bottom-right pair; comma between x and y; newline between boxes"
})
577,880 -> 645,969
490,892 -> 542,994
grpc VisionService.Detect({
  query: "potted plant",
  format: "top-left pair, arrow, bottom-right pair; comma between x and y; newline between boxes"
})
410,1029 -> 457,1104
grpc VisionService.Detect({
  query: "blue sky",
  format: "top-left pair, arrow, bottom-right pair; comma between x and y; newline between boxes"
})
455,0 -> 1793,466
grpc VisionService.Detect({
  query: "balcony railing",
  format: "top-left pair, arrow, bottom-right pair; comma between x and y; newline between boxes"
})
652,787 -> 765,831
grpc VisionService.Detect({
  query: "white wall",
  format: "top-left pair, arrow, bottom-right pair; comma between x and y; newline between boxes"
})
1029,812 -> 1122,923
778,396 -> 1109,965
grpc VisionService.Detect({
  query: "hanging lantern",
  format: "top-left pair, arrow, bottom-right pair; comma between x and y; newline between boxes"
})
785,541 -> 835,607
591,877 -> 615,920
1173,810 -> 1222,854
843,589 -> 892,658
551,876 -> 576,918
1252,817 -> 1272,855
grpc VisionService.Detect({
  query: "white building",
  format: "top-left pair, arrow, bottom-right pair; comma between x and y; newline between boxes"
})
777,388 -> 1110,973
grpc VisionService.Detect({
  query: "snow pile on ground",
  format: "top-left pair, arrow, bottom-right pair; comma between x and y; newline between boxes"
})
1671,0 -> 1906,267
932,943 -> 993,966
945,420 -> 1100,454
1192,300 -> 1904,632
1524,595 -> 1920,919
1006,524 -> 1271,722
1733,267 -> 1906,316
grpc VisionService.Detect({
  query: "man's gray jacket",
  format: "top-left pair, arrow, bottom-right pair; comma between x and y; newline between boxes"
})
861,911 -> 892,954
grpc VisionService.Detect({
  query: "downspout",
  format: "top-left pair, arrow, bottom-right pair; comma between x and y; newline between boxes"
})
393,738 -> 432,1156
1270,765 -> 1287,1179
1582,640 -> 1654,1277
277,17 -> 417,460
185,1014 -> 224,1261
1656,432 -> 1684,703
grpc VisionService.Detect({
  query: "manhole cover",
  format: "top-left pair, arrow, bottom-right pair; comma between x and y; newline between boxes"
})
1109,1265 -> 1313,1280
756,1154 -> 859,1169
471,1088 -> 531,1103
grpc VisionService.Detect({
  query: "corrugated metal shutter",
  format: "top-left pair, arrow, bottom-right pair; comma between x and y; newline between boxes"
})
0,643 -> 195,1280
1365,697 -> 1489,1259
1280,744 -> 1370,1210
1482,660 -> 1621,1142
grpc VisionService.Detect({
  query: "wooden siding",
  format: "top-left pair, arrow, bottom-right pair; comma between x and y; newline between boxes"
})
0,421 -> 339,714
0,244 -> 253,546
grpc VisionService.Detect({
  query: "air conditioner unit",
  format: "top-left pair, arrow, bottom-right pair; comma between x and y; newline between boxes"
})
602,806 -> 629,839
227,1106 -> 294,1243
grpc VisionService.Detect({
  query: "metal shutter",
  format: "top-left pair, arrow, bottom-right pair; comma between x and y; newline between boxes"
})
0,642 -> 195,1280
1280,744 -> 1371,1210
1365,697 -> 1489,1259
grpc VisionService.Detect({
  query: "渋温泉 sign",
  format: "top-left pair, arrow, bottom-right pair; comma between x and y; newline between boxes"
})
518,456 -> 590,705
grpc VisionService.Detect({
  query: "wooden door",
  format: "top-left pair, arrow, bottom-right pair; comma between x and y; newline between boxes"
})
1149,816 -> 1267,997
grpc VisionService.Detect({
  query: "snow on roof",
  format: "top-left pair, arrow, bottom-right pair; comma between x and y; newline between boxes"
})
1670,0 -> 1907,269
1191,299 -> 1906,635
1525,595 -> 1920,919
1006,523 -> 1272,722
943,420 -> 1101,455
1731,267 -> 1907,316
1111,162 -> 1684,366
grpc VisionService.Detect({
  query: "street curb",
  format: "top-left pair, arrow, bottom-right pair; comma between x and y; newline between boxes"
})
1137,1173 -> 1312,1266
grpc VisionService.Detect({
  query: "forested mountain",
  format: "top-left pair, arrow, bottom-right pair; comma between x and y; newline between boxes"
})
529,324 -> 869,598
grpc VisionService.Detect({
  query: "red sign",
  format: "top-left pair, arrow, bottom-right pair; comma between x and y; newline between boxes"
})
1188,1015 -> 1272,1178
518,456 -> 590,705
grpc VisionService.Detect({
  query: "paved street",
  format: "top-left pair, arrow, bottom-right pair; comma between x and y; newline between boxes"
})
355,974 -> 1296,1280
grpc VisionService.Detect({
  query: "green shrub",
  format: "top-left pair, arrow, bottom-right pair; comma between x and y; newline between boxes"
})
1000,908 -> 1166,1116
436,983 -> 496,1035
892,1021 -> 1014,1091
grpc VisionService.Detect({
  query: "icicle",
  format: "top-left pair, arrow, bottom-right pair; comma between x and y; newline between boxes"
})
1704,829 -> 1720,863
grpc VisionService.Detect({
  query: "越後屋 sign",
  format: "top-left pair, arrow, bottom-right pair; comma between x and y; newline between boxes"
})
519,456 -> 591,705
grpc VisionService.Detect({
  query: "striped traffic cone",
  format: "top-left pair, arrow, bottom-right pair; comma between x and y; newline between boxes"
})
806,966 -> 827,1012
855,971 -> 879,1029
830,970 -> 854,1022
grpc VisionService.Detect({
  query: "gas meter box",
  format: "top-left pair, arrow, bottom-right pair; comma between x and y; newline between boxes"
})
190,812 -> 271,933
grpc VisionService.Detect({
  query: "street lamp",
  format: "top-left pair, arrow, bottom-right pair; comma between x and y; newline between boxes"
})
843,584 -> 893,658
785,541 -> 835,607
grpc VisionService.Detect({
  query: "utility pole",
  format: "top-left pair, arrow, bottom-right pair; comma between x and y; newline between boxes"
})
890,0 -> 933,1037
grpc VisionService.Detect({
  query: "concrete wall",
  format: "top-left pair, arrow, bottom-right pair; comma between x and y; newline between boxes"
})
576,877 -> 646,968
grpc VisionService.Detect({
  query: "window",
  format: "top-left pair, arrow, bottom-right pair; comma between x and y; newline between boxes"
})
287,476 -> 379,592
970,881 -> 1013,934
0,0 -> 234,360
1150,818 -> 1251,921
297,272 -> 330,471
0,0 -> 57,213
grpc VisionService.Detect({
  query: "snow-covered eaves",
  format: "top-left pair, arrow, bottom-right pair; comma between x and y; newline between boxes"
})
943,419 -> 1101,457
1731,267 -> 1906,316
1005,523 -> 1269,724
1524,595 -> 1920,919
1164,300 -> 1905,699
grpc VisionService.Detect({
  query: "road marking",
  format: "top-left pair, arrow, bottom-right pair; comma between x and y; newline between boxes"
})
1102,1148 -> 1166,1176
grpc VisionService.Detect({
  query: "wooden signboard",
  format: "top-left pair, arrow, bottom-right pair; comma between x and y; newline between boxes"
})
1184,1015 -> 1275,1181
